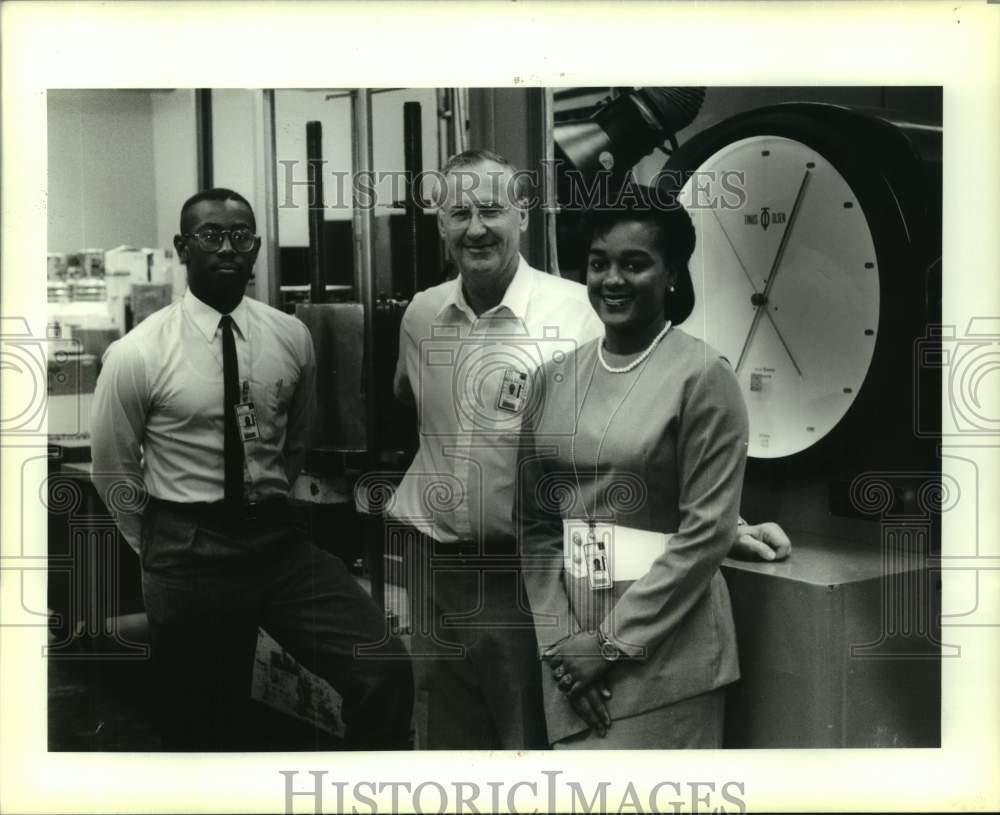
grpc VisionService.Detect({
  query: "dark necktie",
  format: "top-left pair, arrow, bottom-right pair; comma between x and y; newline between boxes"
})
220,315 -> 244,510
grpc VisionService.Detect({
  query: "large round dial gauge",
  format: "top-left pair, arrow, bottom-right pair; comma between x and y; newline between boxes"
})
678,135 -> 880,458
665,102 -> 941,463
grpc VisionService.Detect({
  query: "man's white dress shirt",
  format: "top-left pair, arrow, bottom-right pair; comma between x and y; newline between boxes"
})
391,257 -> 602,544
91,288 -> 316,550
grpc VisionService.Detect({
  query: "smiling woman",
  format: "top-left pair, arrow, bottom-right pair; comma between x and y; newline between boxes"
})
516,190 -> 748,749
581,195 -> 696,358
586,220 -> 674,358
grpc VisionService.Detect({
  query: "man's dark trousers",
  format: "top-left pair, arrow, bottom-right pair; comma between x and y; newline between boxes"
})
140,498 -> 413,750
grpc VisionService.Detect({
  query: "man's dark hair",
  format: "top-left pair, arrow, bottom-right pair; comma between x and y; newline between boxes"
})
440,149 -> 533,203
579,184 -> 696,325
179,188 -> 256,233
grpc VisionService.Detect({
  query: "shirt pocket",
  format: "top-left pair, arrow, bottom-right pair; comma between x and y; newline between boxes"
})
252,375 -> 298,444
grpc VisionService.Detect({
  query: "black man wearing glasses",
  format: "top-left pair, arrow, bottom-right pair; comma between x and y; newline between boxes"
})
90,188 -> 413,750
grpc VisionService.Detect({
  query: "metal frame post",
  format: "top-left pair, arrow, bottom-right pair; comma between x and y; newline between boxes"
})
351,89 -> 377,458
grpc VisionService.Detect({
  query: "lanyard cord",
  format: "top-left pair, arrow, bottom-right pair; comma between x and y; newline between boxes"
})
569,345 -> 655,526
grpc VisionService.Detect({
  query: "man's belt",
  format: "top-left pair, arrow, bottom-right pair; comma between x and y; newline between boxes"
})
147,495 -> 291,526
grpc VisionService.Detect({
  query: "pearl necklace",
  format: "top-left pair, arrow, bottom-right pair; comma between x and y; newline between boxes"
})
597,321 -> 672,374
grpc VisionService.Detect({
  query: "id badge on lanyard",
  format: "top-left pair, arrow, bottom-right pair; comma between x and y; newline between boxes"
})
564,519 -> 613,591
563,518 -> 672,587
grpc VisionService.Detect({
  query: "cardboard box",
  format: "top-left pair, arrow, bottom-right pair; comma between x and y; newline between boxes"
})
104,246 -> 149,283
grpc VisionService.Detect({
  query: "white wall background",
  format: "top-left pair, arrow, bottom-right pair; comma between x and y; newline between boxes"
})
48,89 -> 198,257
47,90 -> 160,252
48,88 -> 441,253
151,90 -> 199,253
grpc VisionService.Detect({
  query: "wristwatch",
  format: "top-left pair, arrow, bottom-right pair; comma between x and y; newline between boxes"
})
596,629 -> 623,663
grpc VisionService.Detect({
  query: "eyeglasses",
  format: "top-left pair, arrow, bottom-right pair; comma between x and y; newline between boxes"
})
183,227 -> 257,253
441,204 -> 511,226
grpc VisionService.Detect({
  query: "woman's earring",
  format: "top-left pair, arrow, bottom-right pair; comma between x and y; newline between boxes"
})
669,285 -> 676,292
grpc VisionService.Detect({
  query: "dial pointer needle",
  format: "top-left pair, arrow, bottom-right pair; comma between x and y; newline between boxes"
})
735,169 -> 811,375
711,206 -> 804,377
766,309 -> 803,377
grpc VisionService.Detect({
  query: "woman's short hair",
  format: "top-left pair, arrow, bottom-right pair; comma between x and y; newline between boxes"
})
578,183 -> 696,325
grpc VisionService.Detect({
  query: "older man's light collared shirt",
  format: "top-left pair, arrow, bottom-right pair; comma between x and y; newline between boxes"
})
91,288 -> 316,549
391,257 -> 603,544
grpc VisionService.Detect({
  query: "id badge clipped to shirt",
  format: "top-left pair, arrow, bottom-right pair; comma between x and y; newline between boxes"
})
496,368 -> 529,413
235,380 -> 261,443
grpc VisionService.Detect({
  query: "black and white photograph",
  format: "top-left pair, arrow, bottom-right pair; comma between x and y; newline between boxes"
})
2,3 -> 998,814
42,83 -> 945,754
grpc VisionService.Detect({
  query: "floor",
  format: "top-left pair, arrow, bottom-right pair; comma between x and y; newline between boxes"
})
47,582 -> 412,752
48,652 -> 344,751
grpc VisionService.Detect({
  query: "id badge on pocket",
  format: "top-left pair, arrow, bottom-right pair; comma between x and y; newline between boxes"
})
234,401 -> 260,443
496,367 -> 529,413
